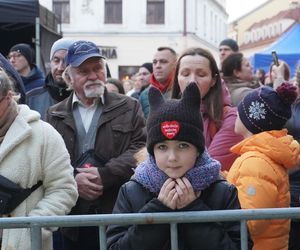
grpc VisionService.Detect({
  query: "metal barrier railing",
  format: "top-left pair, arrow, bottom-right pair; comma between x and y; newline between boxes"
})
0,207 -> 300,250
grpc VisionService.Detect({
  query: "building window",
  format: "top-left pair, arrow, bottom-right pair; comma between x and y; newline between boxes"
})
53,0 -> 70,24
119,66 -> 139,81
147,0 -> 164,24
105,0 -> 122,24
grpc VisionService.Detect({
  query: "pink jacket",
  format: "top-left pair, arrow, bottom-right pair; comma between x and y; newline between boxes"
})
203,82 -> 243,171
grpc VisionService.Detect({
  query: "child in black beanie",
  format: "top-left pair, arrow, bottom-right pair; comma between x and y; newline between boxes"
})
227,83 -> 300,250
107,82 -> 252,250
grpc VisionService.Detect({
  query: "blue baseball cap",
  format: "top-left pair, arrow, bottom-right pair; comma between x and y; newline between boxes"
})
65,40 -> 105,67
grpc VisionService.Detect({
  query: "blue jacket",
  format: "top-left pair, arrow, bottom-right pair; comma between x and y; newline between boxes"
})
22,64 -> 44,92
26,73 -> 71,120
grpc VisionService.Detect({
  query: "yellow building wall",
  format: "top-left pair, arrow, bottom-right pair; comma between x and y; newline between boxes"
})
229,0 -> 295,56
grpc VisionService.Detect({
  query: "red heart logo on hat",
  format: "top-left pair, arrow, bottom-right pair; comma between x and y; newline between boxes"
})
161,121 -> 180,139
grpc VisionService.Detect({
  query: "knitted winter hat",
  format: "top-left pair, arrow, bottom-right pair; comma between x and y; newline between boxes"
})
219,38 -> 239,52
147,82 -> 205,155
238,83 -> 298,134
9,43 -> 34,65
50,38 -> 75,60
141,62 -> 153,74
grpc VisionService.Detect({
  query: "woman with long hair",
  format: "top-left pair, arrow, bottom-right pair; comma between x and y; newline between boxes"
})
172,47 -> 243,171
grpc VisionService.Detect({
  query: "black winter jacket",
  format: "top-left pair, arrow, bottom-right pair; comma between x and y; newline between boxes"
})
107,178 -> 253,250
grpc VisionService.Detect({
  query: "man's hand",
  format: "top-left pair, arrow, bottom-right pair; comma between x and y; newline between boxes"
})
77,166 -> 102,185
75,167 -> 103,200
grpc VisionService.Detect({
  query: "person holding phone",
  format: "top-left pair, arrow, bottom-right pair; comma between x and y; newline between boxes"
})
222,52 -> 261,106
267,52 -> 291,89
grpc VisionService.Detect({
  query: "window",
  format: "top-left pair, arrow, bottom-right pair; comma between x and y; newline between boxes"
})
53,0 -> 70,24
119,66 -> 139,81
147,0 -> 164,24
105,0 -> 122,24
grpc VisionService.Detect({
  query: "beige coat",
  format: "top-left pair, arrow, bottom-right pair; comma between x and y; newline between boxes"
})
0,105 -> 78,250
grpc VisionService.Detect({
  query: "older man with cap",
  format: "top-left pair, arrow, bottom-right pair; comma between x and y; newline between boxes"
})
8,43 -> 44,92
46,40 -> 146,250
26,38 -> 74,120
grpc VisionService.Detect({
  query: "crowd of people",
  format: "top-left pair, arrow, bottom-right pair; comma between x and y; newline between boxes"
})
0,37 -> 299,250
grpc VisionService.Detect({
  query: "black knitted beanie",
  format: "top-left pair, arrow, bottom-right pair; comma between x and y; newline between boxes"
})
219,38 -> 239,52
9,43 -> 34,65
146,82 -> 205,156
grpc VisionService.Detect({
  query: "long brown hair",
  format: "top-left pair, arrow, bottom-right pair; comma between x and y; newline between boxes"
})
171,47 -> 223,126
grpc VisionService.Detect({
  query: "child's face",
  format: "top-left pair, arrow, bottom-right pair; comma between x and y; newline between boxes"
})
234,113 -> 251,138
153,140 -> 199,179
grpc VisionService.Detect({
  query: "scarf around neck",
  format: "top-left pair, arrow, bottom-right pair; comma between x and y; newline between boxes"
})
134,149 -> 221,194
149,73 -> 173,93
0,100 -> 18,143
45,74 -> 72,102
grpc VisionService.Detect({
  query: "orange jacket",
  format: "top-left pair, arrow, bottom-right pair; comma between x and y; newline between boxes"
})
227,129 -> 300,250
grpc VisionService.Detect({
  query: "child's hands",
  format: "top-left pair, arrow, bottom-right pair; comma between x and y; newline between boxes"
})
158,177 -> 201,210
158,178 -> 178,210
175,177 -> 200,209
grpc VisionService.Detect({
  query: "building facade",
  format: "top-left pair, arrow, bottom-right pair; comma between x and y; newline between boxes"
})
228,0 -> 300,57
40,0 -> 228,78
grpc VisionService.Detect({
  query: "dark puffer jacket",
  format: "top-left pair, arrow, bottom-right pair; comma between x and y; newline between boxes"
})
107,178 -> 253,250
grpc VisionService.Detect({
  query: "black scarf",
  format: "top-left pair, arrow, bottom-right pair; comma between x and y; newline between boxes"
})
45,74 -> 72,102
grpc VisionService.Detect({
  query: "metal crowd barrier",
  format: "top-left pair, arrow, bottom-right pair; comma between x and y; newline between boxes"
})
0,207 -> 300,250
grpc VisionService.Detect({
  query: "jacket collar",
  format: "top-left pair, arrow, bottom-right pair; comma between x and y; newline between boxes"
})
49,89 -> 129,125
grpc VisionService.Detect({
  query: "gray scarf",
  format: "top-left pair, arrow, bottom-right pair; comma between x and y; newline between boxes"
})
134,149 -> 221,194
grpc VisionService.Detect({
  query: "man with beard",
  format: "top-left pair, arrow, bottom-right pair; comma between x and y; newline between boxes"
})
46,40 -> 146,250
26,38 -> 74,120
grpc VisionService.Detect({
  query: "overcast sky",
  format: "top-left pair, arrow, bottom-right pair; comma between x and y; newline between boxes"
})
226,0 -> 268,22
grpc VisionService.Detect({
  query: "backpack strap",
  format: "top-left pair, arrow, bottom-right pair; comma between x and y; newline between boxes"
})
30,180 -> 43,193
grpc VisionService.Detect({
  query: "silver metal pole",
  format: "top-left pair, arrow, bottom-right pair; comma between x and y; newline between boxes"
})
240,220 -> 248,250
99,225 -> 107,250
170,223 -> 178,250
35,17 -> 41,68
31,224 -> 42,250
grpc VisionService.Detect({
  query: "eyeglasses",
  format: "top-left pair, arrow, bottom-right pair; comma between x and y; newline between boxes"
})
7,53 -> 22,60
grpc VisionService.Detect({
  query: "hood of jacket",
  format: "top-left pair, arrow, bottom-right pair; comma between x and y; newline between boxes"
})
22,64 -> 44,83
223,76 -> 260,91
18,104 -> 40,124
231,129 -> 300,170
0,105 -> 40,162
